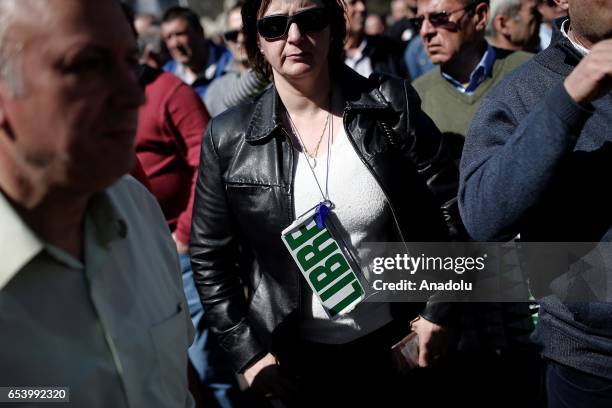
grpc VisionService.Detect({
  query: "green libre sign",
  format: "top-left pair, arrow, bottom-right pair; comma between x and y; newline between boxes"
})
282,216 -> 365,319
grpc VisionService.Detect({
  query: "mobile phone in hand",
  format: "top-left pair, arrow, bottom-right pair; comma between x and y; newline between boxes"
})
391,332 -> 419,373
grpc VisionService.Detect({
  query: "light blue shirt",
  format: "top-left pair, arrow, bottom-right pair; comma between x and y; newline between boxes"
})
0,177 -> 194,407
163,41 -> 232,99
405,36 -> 435,80
441,42 -> 497,94
539,23 -> 553,51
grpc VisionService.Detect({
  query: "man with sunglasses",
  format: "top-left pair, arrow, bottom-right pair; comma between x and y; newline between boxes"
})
460,0 -> 612,405
205,2 -> 269,117
161,6 -> 232,100
412,0 -> 531,138
412,1 -> 540,406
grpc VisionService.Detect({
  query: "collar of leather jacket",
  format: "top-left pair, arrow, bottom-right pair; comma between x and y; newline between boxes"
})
244,65 -> 396,143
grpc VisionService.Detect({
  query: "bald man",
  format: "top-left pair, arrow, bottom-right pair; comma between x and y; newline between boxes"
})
0,1 -> 194,406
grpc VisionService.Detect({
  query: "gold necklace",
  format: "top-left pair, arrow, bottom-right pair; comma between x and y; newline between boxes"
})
287,108 -> 331,168
309,111 -> 331,168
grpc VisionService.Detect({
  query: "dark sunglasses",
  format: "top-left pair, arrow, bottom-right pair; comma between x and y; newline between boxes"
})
223,29 -> 241,42
257,7 -> 330,40
410,3 -> 477,30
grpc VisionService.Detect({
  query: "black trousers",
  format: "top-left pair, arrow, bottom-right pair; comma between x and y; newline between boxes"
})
262,320 -> 544,408
273,320 -> 443,407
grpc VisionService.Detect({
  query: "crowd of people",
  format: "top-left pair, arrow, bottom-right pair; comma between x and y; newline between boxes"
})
0,0 -> 610,407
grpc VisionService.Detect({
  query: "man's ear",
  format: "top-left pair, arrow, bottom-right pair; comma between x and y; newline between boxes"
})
554,0 -> 569,11
495,14 -> 510,36
0,88 -> 7,133
0,82 -> 43,208
474,2 -> 489,33
0,83 -> 15,141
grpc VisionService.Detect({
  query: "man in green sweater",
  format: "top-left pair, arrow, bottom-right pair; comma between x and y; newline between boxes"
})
411,2 -> 540,406
412,0 -> 532,138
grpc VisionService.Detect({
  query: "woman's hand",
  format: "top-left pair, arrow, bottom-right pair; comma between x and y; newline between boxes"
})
410,316 -> 451,368
244,353 -> 298,402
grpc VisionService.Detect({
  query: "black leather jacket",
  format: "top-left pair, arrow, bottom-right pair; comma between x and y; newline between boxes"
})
190,66 -> 461,372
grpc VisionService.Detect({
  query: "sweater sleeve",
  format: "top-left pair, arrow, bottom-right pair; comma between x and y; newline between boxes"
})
205,69 -> 269,117
168,83 -> 211,246
222,69 -> 269,108
130,155 -> 152,192
459,82 -> 593,241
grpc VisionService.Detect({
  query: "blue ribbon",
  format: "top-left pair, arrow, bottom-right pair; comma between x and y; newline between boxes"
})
315,202 -> 330,229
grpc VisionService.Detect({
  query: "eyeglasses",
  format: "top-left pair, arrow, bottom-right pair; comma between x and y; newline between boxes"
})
410,3 -> 477,31
257,7 -> 330,40
223,29 -> 241,43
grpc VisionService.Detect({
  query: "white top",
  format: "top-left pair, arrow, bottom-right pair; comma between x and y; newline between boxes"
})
293,124 -> 394,343
0,177 -> 194,408
561,19 -> 590,56
344,39 -> 374,79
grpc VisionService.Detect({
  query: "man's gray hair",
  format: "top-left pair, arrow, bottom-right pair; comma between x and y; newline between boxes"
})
0,0 -> 48,96
486,0 -> 522,36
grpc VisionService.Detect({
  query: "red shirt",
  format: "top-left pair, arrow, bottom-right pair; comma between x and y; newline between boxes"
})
135,67 -> 210,245
130,156 -> 152,191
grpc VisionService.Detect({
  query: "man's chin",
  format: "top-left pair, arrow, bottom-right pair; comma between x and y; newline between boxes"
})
172,53 -> 190,64
69,154 -> 135,194
428,54 -> 447,65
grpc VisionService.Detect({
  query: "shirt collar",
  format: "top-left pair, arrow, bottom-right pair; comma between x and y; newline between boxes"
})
0,189 -> 127,289
560,19 -> 589,56
86,191 -> 128,247
0,192 -> 43,289
441,42 -> 496,94
175,61 -> 215,85
225,59 -> 242,75
180,41 -> 225,84
345,38 -> 368,64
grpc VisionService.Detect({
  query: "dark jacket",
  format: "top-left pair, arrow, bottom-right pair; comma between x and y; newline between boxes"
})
459,20 -> 612,379
362,35 -> 409,79
190,66 -> 460,372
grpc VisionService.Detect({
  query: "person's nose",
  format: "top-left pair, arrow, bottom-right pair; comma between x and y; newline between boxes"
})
420,17 -> 436,38
165,34 -> 178,50
355,1 -> 366,13
286,22 -> 303,44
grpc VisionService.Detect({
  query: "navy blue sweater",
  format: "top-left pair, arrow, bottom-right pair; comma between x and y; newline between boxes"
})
459,21 -> 612,379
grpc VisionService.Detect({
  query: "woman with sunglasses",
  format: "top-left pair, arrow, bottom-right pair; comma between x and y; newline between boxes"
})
190,0 -> 462,405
